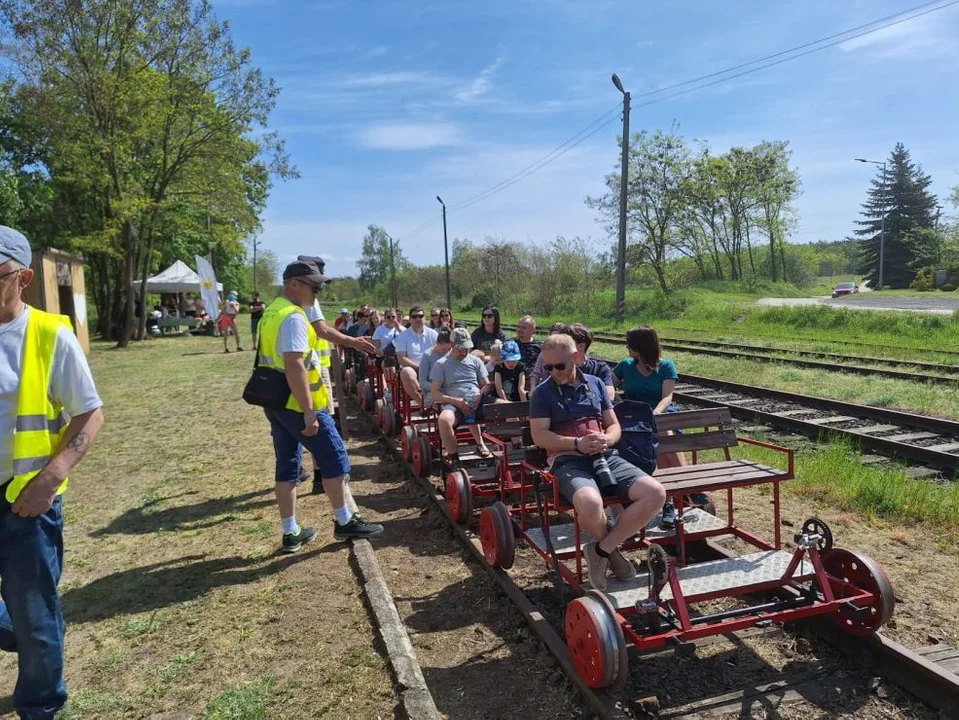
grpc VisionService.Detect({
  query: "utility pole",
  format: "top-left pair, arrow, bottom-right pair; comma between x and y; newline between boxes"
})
612,73 -> 630,323
437,196 -> 451,310
252,236 -> 261,292
386,233 -> 398,308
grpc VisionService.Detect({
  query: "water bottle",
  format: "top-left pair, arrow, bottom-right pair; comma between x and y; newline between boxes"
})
464,393 -> 475,423
591,452 -> 615,490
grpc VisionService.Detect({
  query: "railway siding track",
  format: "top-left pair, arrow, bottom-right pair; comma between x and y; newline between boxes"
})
672,374 -> 959,477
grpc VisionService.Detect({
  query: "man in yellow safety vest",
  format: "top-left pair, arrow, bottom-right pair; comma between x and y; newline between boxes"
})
259,259 -> 381,552
0,226 -> 105,719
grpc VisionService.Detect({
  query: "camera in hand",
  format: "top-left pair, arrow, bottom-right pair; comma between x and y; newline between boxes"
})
591,453 -> 615,490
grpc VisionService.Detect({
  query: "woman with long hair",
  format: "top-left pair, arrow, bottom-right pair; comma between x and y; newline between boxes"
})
470,305 -> 506,362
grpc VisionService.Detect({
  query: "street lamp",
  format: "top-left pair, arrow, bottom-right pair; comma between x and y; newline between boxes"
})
855,158 -> 887,290
437,196 -> 452,310
612,73 -> 630,323
385,233 -> 398,308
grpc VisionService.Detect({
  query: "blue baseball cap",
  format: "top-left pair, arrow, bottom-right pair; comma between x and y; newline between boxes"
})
0,226 -> 32,268
501,340 -> 521,362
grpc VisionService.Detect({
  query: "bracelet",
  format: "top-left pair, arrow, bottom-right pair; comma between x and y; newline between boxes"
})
574,437 -> 581,454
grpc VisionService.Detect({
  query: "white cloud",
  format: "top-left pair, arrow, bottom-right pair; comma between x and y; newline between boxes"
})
455,56 -> 505,103
355,122 -> 463,150
838,11 -> 957,59
332,71 -> 450,89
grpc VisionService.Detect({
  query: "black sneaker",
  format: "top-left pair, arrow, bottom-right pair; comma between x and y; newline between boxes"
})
237,347 -> 245,352
660,502 -> 678,530
689,492 -> 710,507
281,526 -> 317,553
333,513 -> 384,541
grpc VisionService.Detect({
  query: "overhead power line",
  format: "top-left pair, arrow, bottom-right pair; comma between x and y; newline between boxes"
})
398,0 -> 958,237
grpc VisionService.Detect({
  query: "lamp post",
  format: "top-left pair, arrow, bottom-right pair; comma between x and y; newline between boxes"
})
385,233 -> 398,308
855,157 -> 887,290
612,73 -> 630,323
436,196 -> 452,310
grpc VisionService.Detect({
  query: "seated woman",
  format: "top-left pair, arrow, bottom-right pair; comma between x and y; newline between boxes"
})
613,326 -> 707,524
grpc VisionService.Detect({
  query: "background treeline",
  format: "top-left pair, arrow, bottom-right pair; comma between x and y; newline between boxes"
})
0,0 -> 292,345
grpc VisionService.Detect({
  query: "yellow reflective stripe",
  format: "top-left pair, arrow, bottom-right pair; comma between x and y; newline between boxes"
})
309,381 -> 323,391
13,455 -> 51,476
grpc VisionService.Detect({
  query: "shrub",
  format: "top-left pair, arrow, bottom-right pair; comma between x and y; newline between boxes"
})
910,268 -> 935,291
940,283 -> 957,292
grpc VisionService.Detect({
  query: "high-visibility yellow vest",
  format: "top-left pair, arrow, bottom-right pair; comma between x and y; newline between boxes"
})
257,297 -> 329,413
7,308 -> 72,503
316,337 -> 332,368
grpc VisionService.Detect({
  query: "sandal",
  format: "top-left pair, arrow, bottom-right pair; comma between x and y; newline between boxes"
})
477,445 -> 492,458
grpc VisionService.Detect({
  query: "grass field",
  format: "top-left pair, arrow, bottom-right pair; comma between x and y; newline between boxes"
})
0,337 -> 397,719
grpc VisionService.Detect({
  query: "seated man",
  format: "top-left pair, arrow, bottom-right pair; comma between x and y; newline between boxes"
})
394,305 -> 438,405
430,327 -> 492,465
514,315 -> 542,374
530,334 -> 666,592
419,329 -> 452,407
567,323 -> 615,402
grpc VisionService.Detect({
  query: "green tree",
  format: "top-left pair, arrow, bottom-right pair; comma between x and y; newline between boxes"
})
356,225 -> 410,291
587,123 -> 694,294
855,143 -> 938,288
751,141 -> 799,282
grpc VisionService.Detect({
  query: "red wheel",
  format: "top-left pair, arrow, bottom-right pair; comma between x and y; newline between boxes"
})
445,470 -> 473,525
401,426 -> 416,462
824,548 -> 895,636
412,436 -> 432,477
374,399 -> 386,428
565,590 -> 628,689
480,502 -> 514,568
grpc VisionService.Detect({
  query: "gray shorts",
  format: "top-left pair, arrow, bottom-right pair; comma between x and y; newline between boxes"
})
552,451 -> 647,504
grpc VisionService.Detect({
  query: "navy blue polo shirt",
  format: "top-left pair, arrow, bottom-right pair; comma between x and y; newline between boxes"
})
530,371 -> 612,426
581,357 -> 615,389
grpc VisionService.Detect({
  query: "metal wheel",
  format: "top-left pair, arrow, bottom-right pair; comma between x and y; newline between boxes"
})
361,380 -> 375,412
374,399 -> 386,429
480,501 -> 515,569
445,470 -> 473,525
801,517 -> 833,553
823,548 -> 895,636
565,590 -> 628,689
401,426 -> 416,463
384,405 -> 397,437
412,436 -> 432,477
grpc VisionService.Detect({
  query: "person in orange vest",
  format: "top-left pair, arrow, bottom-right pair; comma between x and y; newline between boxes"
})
0,226 -> 105,719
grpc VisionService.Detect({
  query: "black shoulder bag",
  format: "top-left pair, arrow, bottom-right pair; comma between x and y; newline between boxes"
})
242,340 -> 292,410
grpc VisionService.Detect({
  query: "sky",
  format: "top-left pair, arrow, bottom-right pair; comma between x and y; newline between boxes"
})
212,0 -> 959,278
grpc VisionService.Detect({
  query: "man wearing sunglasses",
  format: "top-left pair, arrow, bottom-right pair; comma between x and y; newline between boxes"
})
394,305 -> 438,405
529,334 -> 665,592
257,260 -> 382,551
0,226 -> 105,718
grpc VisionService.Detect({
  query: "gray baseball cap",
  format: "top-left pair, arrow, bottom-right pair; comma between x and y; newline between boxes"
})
450,326 -> 473,349
0,226 -> 32,268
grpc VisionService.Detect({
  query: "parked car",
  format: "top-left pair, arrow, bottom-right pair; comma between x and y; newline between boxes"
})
831,282 -> 859,298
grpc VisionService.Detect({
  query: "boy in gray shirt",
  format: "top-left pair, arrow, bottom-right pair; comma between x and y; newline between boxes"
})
430,327 -> 491,467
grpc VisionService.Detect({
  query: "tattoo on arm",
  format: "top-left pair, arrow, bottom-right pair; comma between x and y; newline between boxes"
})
67,431 -> 91,456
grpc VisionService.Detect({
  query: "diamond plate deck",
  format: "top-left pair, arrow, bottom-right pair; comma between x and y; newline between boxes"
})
523,508 -> 727,555
604,550 -> 803,607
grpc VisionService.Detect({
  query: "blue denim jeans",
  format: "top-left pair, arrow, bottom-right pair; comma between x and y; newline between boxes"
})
265,409 -> 351,482
0,491 -> 67,719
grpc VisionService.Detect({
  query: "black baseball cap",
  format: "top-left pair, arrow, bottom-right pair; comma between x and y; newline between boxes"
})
283,260 -> 328,289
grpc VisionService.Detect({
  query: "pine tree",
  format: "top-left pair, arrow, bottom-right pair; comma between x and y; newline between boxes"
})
855,143 -> 938,288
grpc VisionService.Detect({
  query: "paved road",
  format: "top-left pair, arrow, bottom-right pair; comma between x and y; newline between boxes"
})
756,294 -> 959,315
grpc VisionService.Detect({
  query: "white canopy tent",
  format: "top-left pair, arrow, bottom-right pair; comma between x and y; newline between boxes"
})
132,260 -> 223,294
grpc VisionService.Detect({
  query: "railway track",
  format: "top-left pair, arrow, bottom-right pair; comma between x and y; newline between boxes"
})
671,374 -> 959,478
346,391 -> 959,719
475,322 -> 959,475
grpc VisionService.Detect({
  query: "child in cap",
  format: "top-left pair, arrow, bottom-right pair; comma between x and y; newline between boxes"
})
493,340 -> 527,402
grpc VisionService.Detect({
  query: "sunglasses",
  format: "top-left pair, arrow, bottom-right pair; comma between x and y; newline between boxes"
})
431,312 -> 439,316
482,313 -> 495,319
543,363 -> 568,372
411,313 -> 425,319
357,314 -> 367,319
385,315 -> 396,319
